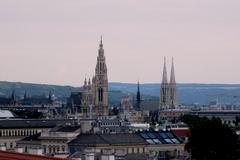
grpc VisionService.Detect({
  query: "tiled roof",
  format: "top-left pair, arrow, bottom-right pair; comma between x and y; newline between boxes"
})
171,128 -> 191,138
0,150 -> 67,160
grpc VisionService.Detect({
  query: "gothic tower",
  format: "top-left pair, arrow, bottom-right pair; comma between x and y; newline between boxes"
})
160,57 -> 169,110
93,37 -> 109,116
169,57 -> 177,109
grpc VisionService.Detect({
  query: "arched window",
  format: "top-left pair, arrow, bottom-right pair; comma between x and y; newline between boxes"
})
98,88 -> 103,102
49,146 -> 52,153
62,146 -> 65,152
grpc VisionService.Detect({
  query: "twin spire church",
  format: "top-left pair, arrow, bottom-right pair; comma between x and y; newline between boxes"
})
160,57 -> 177,110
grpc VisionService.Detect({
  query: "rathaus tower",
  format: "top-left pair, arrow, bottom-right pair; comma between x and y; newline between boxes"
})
92,37 -> 109,116
81,37 -> 109,118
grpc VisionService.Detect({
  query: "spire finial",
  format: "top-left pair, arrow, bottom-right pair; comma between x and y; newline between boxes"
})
162,56 -> 168,84
100,35 -> 103,48
170,56 -> 176,84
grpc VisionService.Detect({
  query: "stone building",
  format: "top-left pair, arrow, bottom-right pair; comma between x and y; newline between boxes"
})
0,119 -> 67,150
16,125 -> 81,155
68,131 -> 187,160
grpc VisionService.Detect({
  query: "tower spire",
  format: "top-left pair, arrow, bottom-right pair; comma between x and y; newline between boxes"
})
100,35 -> 103,48
170,57 -> 176,84
98,35 -> 104,57
162,56 -> 168,84
137,80 -> 141,102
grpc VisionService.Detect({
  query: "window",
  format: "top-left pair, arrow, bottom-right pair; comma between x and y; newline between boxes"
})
98,88 -> 103,102
62,146 -> 65,152
10,142 -> 13,148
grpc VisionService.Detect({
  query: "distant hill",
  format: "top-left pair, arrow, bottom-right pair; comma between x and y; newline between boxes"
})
109,82 -> 240,105
0,81 -> 80,101
1,81 -> 240,105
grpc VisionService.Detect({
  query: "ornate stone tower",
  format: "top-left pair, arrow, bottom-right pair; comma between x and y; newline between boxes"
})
93,37 -> 109,116
169,57 -> 177,109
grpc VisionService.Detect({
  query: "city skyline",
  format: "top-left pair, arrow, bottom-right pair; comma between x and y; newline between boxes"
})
0,0 -> 240,86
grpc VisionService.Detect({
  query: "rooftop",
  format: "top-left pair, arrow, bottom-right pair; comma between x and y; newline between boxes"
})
55,126 -> 81,132
0,150 -> 66,160
69,131 -> 183,147
0,119 -> 68,129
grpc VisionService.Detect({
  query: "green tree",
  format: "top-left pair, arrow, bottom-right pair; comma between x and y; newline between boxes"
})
182,115 -> 240,160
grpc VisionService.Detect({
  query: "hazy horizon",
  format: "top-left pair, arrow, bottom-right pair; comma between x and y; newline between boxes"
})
0,0 -> 240,86
1,80 -> 240,88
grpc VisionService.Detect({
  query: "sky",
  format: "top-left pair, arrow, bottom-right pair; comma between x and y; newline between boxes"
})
0,0 -> 240,86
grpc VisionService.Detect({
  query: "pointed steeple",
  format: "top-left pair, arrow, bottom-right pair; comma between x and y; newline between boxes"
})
100,35 -> 103,48
98,36 -> 104,56
137,80 -> 141,102
162,57 -> 168,84
170,57 -> 176,84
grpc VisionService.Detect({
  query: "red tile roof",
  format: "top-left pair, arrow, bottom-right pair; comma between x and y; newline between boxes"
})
0,150 -> 67,160
171,128 -> 191,138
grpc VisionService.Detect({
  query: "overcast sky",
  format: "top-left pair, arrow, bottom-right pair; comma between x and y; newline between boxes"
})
0,0 -> 240,86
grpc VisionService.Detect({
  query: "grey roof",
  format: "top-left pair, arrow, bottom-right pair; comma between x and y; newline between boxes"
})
0,119 -> 67,129
100,134 -> 147,145
69,131 -> 183,147
69,134 -> 108,146
17,133 -> 41,145
69,133 -> 148,147
55,126 -> 81,132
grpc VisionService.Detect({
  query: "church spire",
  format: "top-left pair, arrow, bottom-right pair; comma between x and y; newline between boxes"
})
137,80 -> 141,102
162,56 -> 168,84
99,36 -> 103,48
170,57 -> 176,84
98,36 -> 104,57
